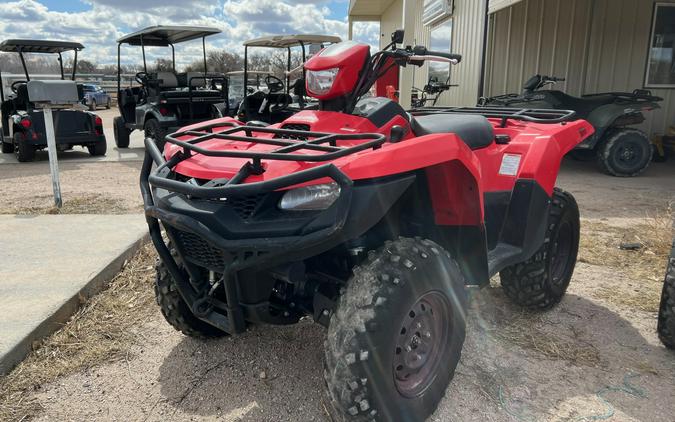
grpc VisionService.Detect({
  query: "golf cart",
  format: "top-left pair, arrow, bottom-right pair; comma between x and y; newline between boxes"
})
0,39 -> 106,162
114,26 -> 228,149
659,239 -> 675,349
479,75 -> 663,177
236,34 -> 341,124
224,70 -> 268,115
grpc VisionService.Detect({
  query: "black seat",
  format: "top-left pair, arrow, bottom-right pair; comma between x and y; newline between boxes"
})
410,114 -> 494,150
545,91 -> 616,118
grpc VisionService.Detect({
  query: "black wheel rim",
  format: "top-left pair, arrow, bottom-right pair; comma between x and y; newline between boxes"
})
550,220 -> 573,286
393,291 -> 450,398
613,139 -> 645,172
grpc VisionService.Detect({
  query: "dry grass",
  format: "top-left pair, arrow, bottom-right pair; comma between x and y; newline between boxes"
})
579,206 -> 673,311
0,243 -> 157,422
0,193 -> 131,215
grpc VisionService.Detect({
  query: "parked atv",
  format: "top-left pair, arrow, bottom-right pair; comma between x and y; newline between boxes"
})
479,74 -> 662,177
658,240 -> 675,349
141,31 -> 592,421
411,77 -> 456,108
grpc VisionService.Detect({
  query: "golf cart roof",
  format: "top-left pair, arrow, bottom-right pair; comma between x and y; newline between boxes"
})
117,26 -> 221,46
0,39 -> 84,53
244,34 -> 342,48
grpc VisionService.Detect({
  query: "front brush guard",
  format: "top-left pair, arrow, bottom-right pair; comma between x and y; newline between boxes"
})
140,138 -> 355,334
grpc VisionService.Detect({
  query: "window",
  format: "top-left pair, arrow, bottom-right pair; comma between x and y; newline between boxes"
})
645,3 -> 675,88
428,19 -> 453,83
423,0 -> 453,26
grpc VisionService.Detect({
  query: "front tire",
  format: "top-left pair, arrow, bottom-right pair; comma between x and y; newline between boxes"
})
657,241 -> 675,349
500,188 -> 580,310
597,129 -> 652,177
14,132 -> 35,162
144,118 -> 167,151
325,237 -> 467,422
154,253 -> 229,339
113,116 -> 130,148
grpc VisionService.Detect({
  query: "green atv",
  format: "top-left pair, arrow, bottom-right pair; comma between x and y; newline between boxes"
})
479,74 -> 663,177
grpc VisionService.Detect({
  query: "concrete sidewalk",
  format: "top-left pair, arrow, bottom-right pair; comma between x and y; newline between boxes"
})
0,214 -> 148,375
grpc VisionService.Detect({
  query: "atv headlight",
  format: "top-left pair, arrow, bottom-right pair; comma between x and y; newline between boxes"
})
306,68 -> 339,96
279,183 -> 341,211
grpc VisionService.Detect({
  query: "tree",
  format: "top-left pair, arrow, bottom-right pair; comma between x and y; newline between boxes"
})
76,59 -> 98,74
149,58 -> 173,72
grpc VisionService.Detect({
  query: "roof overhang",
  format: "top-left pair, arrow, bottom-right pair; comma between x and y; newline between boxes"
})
348,0 -> 396,18
0,39 -> 84,54
117,26 -> 221,46
243,34 -> 342,48
488,0 -> 524,14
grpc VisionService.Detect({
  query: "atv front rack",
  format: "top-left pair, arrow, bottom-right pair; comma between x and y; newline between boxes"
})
411,106 -> 576,127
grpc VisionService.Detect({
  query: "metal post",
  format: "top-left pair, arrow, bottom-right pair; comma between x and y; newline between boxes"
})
58,53 -> 65,79
202,36 -> 207,76
43,107 -> 62,208
71,49 -> 78,81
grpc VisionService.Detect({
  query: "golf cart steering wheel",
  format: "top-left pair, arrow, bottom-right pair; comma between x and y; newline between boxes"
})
135,72 -> 148,85
11,80 -> 27,94
265,75 -> 284,93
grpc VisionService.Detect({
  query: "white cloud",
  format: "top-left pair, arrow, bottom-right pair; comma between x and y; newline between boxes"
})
0,0 -> 365,69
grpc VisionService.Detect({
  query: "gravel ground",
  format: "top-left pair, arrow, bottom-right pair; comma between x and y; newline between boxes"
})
1,128 -> 674,421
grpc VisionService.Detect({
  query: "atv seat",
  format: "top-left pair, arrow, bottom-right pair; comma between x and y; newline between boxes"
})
545,91 -> 616,118
411,114 -> 494,149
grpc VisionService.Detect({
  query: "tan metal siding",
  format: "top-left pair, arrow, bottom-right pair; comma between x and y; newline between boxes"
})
487,0 -> 675,136
438,0 -> 489,106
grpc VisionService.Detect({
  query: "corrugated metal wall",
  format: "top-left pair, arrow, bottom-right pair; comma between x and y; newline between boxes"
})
386,0 -> 487,107
486,0 -> 675,136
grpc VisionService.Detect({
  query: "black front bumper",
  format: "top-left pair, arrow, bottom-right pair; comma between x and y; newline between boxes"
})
141,137 -> 411,334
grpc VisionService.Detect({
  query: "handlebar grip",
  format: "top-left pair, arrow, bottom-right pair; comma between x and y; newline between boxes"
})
412,46 -> 462,63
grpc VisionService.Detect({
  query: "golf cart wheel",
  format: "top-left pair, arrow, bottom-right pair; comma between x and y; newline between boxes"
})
500,188 -> 580,310
89,99 -> 96,111
14,132 -> 35,162
87,141 -> 107,156
144,118 -> 167,151
154,250 -> 229,339
1,134 -> 12,153
657,241 -> 675,349
324,237 -> 467,422
598,128 -> 652,177
113,116 -> 130,148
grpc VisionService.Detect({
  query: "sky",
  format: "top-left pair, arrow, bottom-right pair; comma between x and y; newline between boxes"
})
0,0 -> 380,69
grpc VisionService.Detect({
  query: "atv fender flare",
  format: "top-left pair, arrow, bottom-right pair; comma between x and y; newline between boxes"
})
584,104 -> 643,148
337,132 -> 484,226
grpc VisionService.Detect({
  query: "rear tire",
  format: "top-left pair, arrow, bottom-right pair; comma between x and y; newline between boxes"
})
154,252 -> 229,339
113,116 -> 130,148
14,132 -> 35,162
144,118 -> 167,151
597,129 -> 652,177
86,141 -> 107,156
324,237 -> 467,422
1,134 -> 13,153
500,188 -> 580,310
657,241 -> 675,349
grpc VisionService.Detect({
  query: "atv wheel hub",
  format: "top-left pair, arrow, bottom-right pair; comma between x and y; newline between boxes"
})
393,291 -> 450,398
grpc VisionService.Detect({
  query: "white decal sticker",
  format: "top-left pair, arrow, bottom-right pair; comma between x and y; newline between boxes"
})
499,154 -> 521,176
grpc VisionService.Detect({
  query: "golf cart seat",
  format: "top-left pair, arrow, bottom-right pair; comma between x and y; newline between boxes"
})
178,72 -> 206,88
154,71 -> 179,89
411,114 -> 495,150
13,83 -> 31,110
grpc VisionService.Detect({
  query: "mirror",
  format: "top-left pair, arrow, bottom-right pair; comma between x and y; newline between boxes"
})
392,29 -> 404,44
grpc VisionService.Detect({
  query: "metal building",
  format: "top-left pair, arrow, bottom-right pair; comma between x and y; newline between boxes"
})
348,0 -> 675,138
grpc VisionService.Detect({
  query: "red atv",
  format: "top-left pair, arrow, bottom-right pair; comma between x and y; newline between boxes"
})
141,30 -> 593,421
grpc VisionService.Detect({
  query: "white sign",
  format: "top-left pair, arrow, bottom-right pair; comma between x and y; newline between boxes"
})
499,153 -> 521,176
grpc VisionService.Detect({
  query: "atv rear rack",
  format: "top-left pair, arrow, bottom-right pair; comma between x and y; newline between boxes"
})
581,89 -> 663,104
411,106 -> 576,127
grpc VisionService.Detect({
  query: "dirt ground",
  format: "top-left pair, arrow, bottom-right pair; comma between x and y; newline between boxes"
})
1,147 -> 674,421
